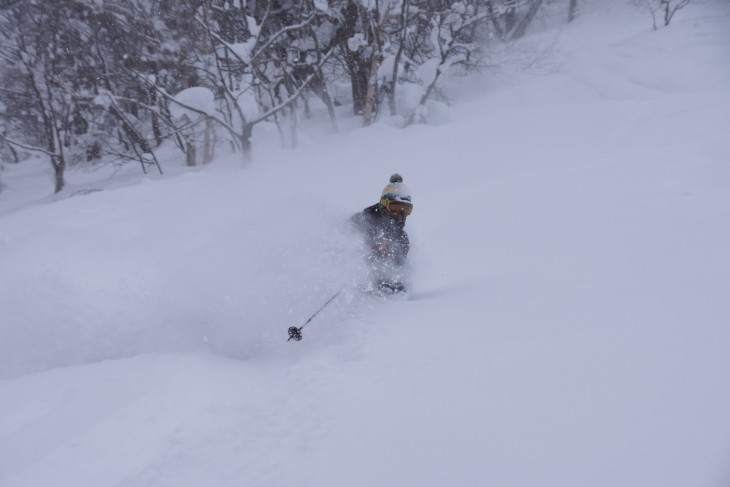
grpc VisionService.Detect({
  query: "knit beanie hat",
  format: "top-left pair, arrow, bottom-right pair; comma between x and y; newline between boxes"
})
380,174 -> 412,205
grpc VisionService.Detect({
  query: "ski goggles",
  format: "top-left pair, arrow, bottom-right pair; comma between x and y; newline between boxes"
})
381,199 -> 413,216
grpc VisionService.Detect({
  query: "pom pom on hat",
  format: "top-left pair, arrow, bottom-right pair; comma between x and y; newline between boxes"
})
381,173 -> 412,204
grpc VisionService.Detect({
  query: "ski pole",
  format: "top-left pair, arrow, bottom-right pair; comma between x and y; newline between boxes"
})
287,290 -> 342,342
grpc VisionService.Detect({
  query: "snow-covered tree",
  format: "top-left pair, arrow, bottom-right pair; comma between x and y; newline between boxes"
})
401,0 -> 492,125
0,0 -> 560,186
0,1 -> 85,192
0,0 -> 176,190
153,0 -> 340,158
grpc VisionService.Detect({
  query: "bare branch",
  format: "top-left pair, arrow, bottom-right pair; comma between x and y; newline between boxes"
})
0,135 -> 57,157
250,47 -> 337,126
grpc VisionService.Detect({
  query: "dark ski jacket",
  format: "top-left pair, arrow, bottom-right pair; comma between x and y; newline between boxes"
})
350,203 -> 410,266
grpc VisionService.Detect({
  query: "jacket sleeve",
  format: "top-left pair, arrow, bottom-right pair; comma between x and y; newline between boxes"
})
350,211 -> 364,230
350,205 -> 378,236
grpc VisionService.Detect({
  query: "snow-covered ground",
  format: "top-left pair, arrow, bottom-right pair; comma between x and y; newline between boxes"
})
2,1 -> 730,486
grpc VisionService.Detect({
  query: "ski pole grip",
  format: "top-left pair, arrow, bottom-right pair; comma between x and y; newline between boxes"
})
288,326 -> 303,341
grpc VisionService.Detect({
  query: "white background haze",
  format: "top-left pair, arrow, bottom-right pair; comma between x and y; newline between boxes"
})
1,1 -> 730,486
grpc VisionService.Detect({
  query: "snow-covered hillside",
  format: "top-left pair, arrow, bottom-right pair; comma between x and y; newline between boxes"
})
1,1 -> 730,486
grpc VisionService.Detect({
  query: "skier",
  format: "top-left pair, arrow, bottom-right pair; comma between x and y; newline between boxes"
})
350,174 -> 414,294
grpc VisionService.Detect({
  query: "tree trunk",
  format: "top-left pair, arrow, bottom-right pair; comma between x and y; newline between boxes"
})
46,112 -> 65,192
509,0 -> 545,40
362,4 -> 389,126
240,124 -> 253,162
288,104 -> 298,149
504,0 -> 517,33
8,144 -> 19,164
487,1 -> 506,40
52,154 -> 65,193
339,0 -> 370,115
186,139 -> 196,166
662,0 -> 691,26
109,105 -> 152,153
151,112 -> 163,146
308,72 -> 338,131
362,54 -> 382,126
568,0 -> 578,22
203,117 -> 213,164
388,0 -> 409,116
346,52 -> 370,115
149,86 -> 163,146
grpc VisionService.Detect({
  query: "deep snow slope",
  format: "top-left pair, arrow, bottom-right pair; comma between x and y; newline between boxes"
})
2,1 -> 730,486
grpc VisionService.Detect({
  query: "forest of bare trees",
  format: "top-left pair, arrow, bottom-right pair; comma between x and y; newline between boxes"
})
0,0 -> 673,193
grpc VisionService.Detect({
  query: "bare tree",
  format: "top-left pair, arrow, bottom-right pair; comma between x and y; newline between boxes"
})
0,0 -> 185,190
406,1 -> 492,126
639,0 -> 692,29
660,0 -> 692,26
362,0 -> 398,126
387,0 -> 411,116
138,0 -> 338,161
0,2 -> 78,192
331,0 -> 378,116
0,0 -> 582,192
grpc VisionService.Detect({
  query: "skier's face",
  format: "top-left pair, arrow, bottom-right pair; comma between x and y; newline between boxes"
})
384,201 -> 412,222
